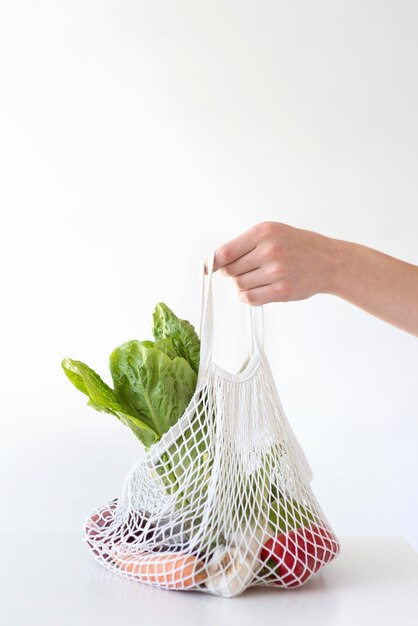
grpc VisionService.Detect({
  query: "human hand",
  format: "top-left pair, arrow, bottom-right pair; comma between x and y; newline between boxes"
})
206,221 -> 337,305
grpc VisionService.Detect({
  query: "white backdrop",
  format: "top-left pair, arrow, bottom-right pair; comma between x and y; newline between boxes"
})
1,0 -> 418,552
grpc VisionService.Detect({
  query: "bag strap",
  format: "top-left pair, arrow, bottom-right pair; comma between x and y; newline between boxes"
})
197,249 -> 314,483
197,249 -> 265,384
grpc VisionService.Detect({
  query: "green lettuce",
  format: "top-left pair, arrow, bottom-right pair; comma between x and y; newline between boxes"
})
109,340 -> 196,438
153,302 -> 200,373
61,303 -> 200,449
61,358 -> 159,448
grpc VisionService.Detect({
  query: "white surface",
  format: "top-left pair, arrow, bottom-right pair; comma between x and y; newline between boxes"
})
2,534 -> 418,626
1,0 -> 418,553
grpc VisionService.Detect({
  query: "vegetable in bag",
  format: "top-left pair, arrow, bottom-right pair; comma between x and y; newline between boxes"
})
63,260 -> 340,596
62,303 -> 200,449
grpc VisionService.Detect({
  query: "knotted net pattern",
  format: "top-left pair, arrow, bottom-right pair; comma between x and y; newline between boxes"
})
83,343 -> 340,596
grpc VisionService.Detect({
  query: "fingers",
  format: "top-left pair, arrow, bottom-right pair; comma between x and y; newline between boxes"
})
202,221 -> 323,304
204,222 -> 284,276
210,225 -> 262,273
232,267 -> 269,291
238,282 -> 291,305
221,247 -> 260,277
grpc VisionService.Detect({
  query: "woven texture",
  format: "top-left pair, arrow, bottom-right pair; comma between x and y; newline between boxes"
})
83,252 -> 340,597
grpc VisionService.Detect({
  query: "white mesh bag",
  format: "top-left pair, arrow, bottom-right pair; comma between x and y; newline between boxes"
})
83,251 -> 340,597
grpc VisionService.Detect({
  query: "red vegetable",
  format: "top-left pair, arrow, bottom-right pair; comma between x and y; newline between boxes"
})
261,524 -> 339,588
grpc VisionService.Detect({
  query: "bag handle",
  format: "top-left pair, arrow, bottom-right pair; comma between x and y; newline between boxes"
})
197,249 -> 265,384
197,250 -> 314,483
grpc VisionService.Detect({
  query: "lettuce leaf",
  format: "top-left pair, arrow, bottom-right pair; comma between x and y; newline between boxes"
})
61,303 -> 200,450
153,338 -> 178,360
109,340 -> 196,438
152,303 -> 200,373
61,358 -> 158,448
62,358 -> 122,414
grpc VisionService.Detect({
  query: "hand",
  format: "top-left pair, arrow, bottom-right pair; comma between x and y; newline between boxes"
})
206,220 -> 418,337
208,221 -> 337,305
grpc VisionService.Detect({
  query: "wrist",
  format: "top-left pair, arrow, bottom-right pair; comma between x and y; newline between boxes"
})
318,235 -> 355,296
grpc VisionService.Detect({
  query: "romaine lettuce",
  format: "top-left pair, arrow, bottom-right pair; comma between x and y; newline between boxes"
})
61,303 -> 200,449
109,339 -> 196,438
153,302 -> 200,373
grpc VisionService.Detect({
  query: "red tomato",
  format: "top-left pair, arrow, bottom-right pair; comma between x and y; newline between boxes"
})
261,524 -> 339,588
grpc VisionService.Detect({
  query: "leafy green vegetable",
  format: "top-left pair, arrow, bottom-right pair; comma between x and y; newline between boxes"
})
61,303 -> 200,450
153,303 -> 200,373
153,338 -> 179,360
61,358 -> 159,448
109,340 -> 196,438
62,302 -> 317,550
62,358 -> 123,414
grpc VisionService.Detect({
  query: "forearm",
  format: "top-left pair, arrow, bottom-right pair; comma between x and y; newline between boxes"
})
326,237 -> 418,337
213,221 -> 418,336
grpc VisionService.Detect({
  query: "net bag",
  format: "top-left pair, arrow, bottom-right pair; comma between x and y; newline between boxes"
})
83,251 -> 340,597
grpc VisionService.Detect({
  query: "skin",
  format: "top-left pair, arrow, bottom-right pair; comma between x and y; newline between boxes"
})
206,221 -> 418,337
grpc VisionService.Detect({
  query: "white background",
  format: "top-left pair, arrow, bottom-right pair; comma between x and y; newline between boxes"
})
1,0 -> 417,555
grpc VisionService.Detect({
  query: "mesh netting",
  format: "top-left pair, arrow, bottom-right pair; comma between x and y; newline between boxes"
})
82,252 -> 340,597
